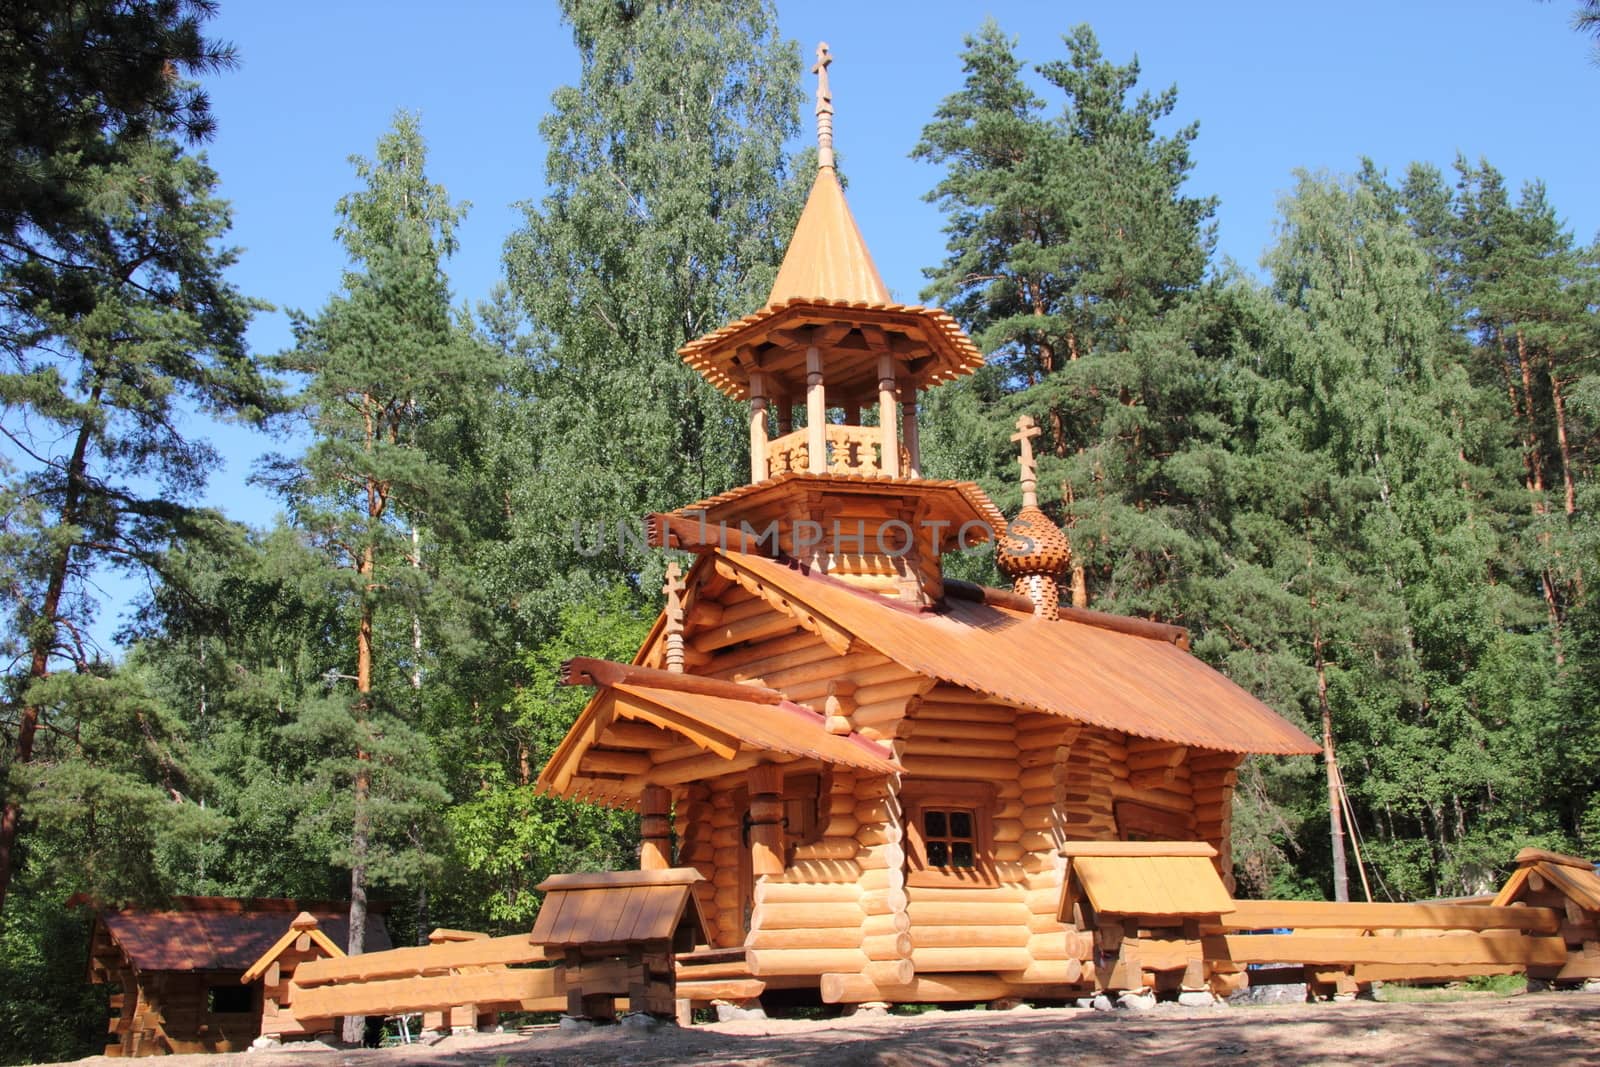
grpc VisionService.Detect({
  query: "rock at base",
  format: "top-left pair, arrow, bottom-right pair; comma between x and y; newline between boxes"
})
714,1000 -> 768,1022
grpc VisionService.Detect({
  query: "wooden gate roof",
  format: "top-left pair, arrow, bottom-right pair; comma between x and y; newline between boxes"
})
532,869 -> 707,950
1061,842 -> 1236,920
712,551 -> 1319,756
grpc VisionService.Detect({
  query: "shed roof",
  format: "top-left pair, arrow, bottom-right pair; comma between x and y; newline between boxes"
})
531,869 -> 707,949
86,898 -> 389,974
1062,842 -> 1236,919
716,551 -> 1320,756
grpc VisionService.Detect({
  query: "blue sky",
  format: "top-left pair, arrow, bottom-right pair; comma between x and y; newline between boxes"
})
95,1 -> 1600,642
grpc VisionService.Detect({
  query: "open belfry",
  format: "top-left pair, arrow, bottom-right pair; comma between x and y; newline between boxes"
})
532,44 -> 1323,1007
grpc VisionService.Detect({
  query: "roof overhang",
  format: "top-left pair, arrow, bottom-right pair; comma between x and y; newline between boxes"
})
538,660 -> 900,807
679,299 -> 985,402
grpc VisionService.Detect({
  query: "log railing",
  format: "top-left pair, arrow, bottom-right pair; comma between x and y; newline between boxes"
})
764,424 -> 909,478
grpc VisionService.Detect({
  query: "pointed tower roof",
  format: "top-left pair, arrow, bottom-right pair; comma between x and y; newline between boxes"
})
766,166 -> 892,306
679,43 -> 984,402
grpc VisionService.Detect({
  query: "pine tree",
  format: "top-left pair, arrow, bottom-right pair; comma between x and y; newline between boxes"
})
261,115 -> 493,1021
499,0 -> 805,631
914,22 -> 1214,608
0,4 -> 276,912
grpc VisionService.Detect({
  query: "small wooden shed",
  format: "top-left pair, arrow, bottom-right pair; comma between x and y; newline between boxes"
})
78,896 -> 388,1056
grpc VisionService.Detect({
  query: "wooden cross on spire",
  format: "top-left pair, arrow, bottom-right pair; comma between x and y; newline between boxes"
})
1012,415 -> 1042,508
813,42 -> 835,169
662,562 -> 687,672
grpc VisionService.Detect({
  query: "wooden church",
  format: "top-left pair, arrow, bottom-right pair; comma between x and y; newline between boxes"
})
536,46 -> 1320,1007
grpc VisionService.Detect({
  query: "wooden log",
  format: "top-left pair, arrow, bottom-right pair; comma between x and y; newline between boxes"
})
918,720 -> 1020,742
821,972 -> 1014,1004
752,881 -> 860,905
1213,900 -> 1563,935
1027,932 -> 1095,960
859,959 -> 916,988
822,814 -> 861,838
791,839 -> 859,862
704,629 -> 824,675
781,859 -> 862,885
763,652 -> 890,689
749,903 -> 865,931
902,737 -> 1019,761
910,926 -> 1031,949
1000,958 -> 1085,985
746,948 -> 870,977
747,927 -> 863,950
289,966 -> 564,1018
861,911 -> 911,936
1166,932 -> 1570,968
862,933 -> 914,959
856,841 -> 905,872
898,755 -> 1019,781
911,946 -> 1033,973
294,935 -> 552,986
675,978 -> 767,1002
690,612 -> 801,654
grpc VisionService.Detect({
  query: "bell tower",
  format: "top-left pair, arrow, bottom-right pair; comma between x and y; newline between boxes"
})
664,45 -> 1001,606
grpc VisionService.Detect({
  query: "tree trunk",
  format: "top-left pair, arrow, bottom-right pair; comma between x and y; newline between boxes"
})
1550,371 -> 1577,517
1310,595 -> 1349,903
1517,330 -> 1546,504
0,394 -> 99,914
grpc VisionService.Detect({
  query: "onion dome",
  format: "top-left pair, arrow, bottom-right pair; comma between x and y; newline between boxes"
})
997,504 -> 1072,580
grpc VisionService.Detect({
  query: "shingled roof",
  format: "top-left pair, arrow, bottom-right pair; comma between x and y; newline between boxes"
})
82,897 -> 390,974
711,551 -> 1319,756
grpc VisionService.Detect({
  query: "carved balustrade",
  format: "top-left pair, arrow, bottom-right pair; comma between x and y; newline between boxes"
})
764,424 -> 911,478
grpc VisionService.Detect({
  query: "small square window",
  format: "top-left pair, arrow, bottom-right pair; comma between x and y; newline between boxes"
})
903,782 -> 997,888
920,807 -> 978,870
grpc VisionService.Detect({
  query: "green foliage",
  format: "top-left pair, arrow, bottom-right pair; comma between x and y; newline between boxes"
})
0,889 -> 105,1066
496,0 -> 805,631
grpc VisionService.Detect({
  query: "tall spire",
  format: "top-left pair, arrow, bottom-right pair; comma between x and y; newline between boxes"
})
763,43 -> 890,307
814,42 -> 835,170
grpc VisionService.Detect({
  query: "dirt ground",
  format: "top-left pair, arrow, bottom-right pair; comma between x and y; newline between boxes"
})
53,991 -> 1600,1067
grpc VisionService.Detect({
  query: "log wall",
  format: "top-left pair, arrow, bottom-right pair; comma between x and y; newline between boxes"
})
899,686 -> 1036,983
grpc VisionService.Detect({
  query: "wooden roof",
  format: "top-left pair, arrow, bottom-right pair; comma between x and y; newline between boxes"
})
531,869 -> 707,949
715,551 -> 1320,756
1494,847 -> 1600,911
538,668 -> 900,805
1062,842 -> 1236,919
239,912 -> 344,983
82,898 -> 388,975
678,164 -> 983,401
672,471 -> 1006,543
767,167 -> 889,306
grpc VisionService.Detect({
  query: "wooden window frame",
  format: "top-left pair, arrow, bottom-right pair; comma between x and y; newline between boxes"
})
903,781 -> 998,888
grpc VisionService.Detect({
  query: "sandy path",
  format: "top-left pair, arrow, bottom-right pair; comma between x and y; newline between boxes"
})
55,992 -> 1600,1067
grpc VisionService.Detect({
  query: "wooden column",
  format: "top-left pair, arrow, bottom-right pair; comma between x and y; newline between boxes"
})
843,402 -> 860,426
749,371 -> 769,484
877,355 -> 900,477
900,384 -> 920,478
806,346 -> 827,474
748,764 -> 786,876
640,784 -> 672,871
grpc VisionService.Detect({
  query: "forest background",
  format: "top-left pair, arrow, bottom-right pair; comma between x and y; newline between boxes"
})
2,1 -> 1598,1061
